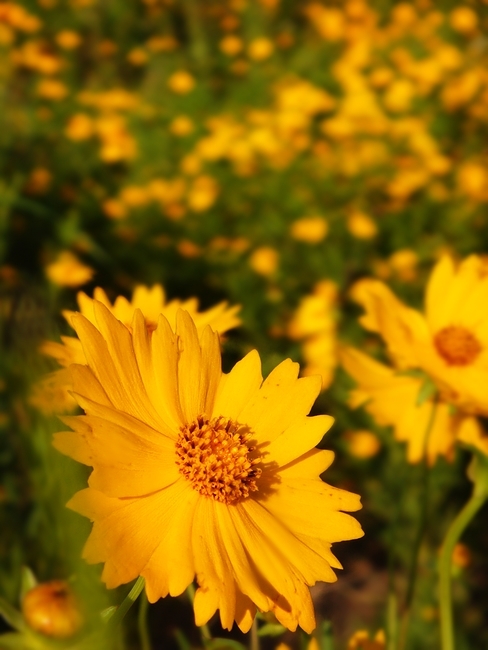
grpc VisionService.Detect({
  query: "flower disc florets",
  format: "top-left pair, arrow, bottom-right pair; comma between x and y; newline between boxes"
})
176,414 -> 262,504
434,325 -> 482,366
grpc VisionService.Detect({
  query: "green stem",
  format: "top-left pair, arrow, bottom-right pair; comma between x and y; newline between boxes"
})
387,591 -> 398,650
106,576 -> 146,629
250,617 -> 260,650
399,397 -> 438,650
186,583 -> 212,644
322,620 -> 334,650
138,589 -> 152,650
439,492 -> 486,650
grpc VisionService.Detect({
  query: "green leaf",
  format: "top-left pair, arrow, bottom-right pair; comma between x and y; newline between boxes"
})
99,606 -> 118,623
173,629 -> 192,650
20,568 -> 37,602
0,632 -> 31,649
466,448 -> 488,498
415,377 -> 437,406
206,638 -> 247,650
257,623 -> 286,637
0,598 -> 27,633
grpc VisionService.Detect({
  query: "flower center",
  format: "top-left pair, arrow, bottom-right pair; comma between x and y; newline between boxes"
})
175,415 -> 262,504
434,325 -> 482,366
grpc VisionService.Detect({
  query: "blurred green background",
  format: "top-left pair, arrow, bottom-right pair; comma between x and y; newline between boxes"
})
1,0 -> 488,648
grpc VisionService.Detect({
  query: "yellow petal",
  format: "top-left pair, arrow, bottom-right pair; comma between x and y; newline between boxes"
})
91,302 -> 166,430
69,364 -> 111,406
238,361 -> 322,444
279,449 -> 335,478
191,498 -> 237,630
212,350 -> 263,421
425,255 -> 455,331
264,415 -> 333,467
69,481 -> 192,589
176,311 -> 222,423
132,309 -> 184,432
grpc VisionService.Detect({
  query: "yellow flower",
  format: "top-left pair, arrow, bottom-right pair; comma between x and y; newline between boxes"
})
388,249 -> 418,282
168,70 -> 195,94
45,252 -> 94,288
65,113 -> 94,141
290,217 -> 329,244
220,35 -> 243,56
22,580 -> 83,639
288,281 -> 338,391
349,256 -> 488,415
127,47 -> 148,66
344,430 -> 381,459
170,115 -> 194,137
187,175 -> 219,212
347,629 -> 385,650
249,247 -> 279,276
347,212 -> 377,239
36,79 -> 68,101
55,30 -> 81,49
102,198 -> 127,220
54,304 -> 363,632
449,7 -> 478,34
248,37 -> 274,61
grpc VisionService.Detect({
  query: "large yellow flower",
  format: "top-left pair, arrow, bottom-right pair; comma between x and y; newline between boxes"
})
350,255 -> 488,415
54,302 -> 363,632
34,285 -> 240,413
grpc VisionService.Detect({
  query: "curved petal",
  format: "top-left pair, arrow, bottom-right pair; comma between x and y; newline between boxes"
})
68,481 -> 191,589
212,350 -> 263,422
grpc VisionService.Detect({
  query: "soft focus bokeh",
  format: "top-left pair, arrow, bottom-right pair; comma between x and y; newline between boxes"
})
1,1 -> 488,648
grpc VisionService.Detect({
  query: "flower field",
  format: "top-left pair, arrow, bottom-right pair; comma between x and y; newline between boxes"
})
1,1 -> 488,649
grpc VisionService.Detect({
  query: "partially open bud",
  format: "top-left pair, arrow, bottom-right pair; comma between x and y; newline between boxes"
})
22,580 -> 83,639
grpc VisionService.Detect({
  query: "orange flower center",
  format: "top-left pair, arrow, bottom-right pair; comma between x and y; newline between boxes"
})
434,325 -> 482,366
175,414 -> 262,504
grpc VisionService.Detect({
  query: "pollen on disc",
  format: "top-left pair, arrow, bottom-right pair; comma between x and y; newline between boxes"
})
175,415 -> 262,504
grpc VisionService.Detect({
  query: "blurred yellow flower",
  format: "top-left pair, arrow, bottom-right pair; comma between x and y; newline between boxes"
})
306,4 -> 345,41
54,304 -> 363,632
36,79 -> 68,101
449,6 -> 478,34
348,629 -> 385,650
22,581 -> 83,639
25,167 -> 52,194
350,255 -> 488,416
187,175 -> 219,212
65,113 -> 94,140
248,37 -> 274,61
457,161 -> 488,201
177,239 -> 202,258
290,217 -> 329,244
119,185 -> 150,208
220,35 -> 243,56
383,79 -> 415,113
249,246 -> 279,276
345,430 -> 381,460
102,198 -> 127,220
451,542 -> 471,569
127,47 -> 148,66
55,30 -> 81,49
45,251 -> 94,288
170,115 -> 194,136
168,70 -> 195,94
388,249 -> 418,282
288,280 -> 338,391
347,212 -> 377,239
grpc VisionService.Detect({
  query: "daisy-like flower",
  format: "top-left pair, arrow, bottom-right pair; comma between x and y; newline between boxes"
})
349,255 -> 488,415
54,302 -> 363,632
34,285 -> 240,413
